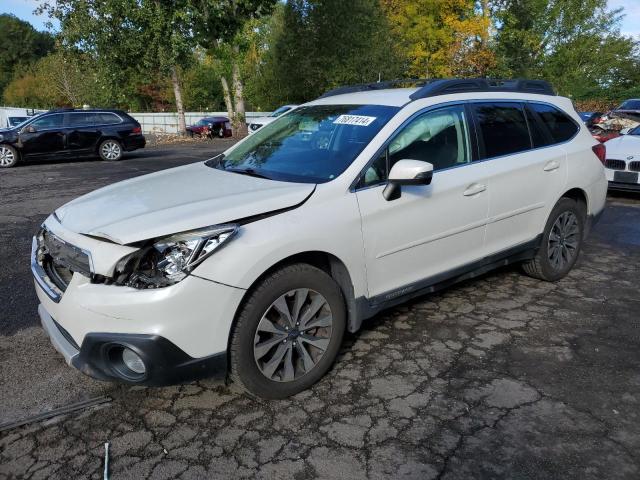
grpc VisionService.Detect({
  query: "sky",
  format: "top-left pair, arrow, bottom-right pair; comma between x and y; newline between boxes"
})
1,0 -> 639,39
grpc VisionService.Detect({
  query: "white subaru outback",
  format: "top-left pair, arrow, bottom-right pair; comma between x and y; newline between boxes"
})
32,79 -> 607,399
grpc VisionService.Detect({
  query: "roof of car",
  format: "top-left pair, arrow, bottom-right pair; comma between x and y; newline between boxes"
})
307,87 -> 563,108
308,88 -> 419,107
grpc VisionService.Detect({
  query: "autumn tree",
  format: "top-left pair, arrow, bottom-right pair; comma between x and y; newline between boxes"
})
380,0 -> 496,78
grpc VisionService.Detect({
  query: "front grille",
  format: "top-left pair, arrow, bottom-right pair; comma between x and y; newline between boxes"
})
33,229 -> 92,298
629,161 -> 640,172
605,159 -> 626,170
42,230 -> 91,276
43,259 -> 73,292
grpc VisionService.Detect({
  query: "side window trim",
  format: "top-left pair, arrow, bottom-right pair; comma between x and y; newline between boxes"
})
351,101 -> 471,191
524,104 -> 555,146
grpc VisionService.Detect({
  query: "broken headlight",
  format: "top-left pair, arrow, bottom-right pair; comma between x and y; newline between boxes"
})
115,224 -> 238,288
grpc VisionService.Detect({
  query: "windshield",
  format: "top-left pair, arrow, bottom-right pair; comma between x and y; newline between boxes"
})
210,104 -> 399,183
270,106 -> 293,117
618,100 -> 640,110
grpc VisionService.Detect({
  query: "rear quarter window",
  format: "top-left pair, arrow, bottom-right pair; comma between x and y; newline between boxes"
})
97,112 -> 122,125
528,103 -> 578,144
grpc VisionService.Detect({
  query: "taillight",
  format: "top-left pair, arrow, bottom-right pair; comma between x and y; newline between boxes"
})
592,143 -> 606,165
132,126 -> 142,135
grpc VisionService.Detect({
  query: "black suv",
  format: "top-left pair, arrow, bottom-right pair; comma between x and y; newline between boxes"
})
0,108 -> 145,168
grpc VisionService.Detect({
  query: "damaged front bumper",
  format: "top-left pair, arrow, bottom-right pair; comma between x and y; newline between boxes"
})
31,217 -> 246,385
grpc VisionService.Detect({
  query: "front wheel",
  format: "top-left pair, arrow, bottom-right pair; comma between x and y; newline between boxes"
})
522,197 -> 585,281
99,139 -> 123,161
0,145 -> 18,168
230,264 -> 346,399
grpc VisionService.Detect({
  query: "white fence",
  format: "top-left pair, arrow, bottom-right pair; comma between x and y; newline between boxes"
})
0,107 -> 272,134
0,107 -> 46,128
130,111 -> 271,134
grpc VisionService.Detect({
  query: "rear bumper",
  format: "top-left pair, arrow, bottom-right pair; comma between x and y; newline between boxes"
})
608,181 -> 640,192
38,302 -> 227,386
124,135 -> 146,151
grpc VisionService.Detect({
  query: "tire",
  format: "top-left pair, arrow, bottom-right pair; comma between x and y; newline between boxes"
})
98,139 -> 123,161
0,144 -> 19,168
229,263 -> 346,399
522,197 -> 585,281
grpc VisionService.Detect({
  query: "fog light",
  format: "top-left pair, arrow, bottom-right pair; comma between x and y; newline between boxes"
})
122,348 -> 146,374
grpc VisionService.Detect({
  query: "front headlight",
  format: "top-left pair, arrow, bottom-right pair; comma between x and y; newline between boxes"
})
115,224 -> 238,288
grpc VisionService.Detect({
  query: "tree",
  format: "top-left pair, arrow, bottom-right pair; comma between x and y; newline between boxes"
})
41,0 -> 194,133
380,0 -> 496,78
190,0 -> 278,136
249,0 -> 402,107
494,0 -> 640,99
0,14 -> 54,101
3,50 -> 108,108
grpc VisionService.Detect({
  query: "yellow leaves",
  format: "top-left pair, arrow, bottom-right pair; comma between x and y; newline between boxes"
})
380,0 -> 495,77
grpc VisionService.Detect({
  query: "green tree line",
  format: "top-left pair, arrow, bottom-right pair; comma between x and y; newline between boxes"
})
2,0 -> 639,134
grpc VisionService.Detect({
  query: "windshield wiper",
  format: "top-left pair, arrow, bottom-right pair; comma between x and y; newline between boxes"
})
225,167 -> 272,180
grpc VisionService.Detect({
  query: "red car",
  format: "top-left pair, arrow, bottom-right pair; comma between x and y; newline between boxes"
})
186,116 -> 232,138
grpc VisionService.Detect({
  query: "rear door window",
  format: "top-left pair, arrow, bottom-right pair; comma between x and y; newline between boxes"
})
68,113 -> 99,127
472,103 -> 531,158
528,103 -> 578,143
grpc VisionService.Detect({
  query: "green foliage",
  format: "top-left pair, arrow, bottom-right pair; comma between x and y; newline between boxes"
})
494,0 -> 640,99
182,57 -> 225,111
246,0 -> 404,107
5,0 -> 640,111
0,14 -> 55,101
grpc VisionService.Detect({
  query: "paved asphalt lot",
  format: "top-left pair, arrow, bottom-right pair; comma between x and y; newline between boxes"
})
1,141 -> 639,479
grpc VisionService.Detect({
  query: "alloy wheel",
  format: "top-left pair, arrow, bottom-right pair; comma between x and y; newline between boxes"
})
253,288 -> 333,382
0,146 -> 15,167
547,211 -> 579,270
101,141 -> 121,160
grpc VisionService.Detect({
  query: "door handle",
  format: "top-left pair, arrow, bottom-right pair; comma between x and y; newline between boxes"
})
463,183 -> 486,196
544,160 -> 560,172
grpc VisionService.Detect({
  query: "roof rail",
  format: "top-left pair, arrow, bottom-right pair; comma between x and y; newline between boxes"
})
409,78 -> 555,100
319,78 -> 555,100
319,79 -> 433,99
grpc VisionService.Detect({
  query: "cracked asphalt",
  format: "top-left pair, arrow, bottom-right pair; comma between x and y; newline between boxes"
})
1,141 -> 639,479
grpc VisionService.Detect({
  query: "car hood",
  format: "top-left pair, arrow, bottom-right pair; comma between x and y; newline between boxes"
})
605,134 -> 640,158
55,162 -> 315,245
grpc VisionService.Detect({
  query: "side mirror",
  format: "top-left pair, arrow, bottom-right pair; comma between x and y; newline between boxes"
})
24,125 -> 36,134
383,159 -> 433,201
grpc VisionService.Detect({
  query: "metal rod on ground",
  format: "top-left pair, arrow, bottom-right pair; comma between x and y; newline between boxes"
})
104,442 -> 110,480
0,396 -> 112,433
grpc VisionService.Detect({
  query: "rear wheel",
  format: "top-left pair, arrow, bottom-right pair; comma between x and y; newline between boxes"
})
0,145 -> 18,168
99,139 -> 123,161
230,264 -> 346,399
522,197 -> 585,281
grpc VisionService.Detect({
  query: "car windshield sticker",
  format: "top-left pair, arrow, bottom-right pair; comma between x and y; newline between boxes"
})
333,115 -> 376,127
